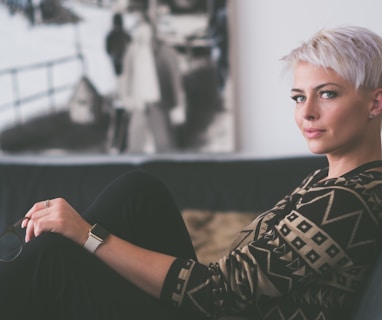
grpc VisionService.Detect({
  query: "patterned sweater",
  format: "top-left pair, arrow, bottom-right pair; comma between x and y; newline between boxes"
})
161,163 -> 382,319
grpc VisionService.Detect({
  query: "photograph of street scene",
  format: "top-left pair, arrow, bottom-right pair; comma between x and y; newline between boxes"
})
0,0 -> 234,155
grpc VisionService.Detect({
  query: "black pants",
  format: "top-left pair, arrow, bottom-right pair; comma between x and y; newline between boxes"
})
0,171 -> 197,320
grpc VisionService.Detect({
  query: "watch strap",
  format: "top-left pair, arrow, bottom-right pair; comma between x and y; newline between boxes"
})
84,224 -> 109,253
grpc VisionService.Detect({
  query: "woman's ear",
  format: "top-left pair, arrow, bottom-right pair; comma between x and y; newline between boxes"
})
370,88 -> 382,118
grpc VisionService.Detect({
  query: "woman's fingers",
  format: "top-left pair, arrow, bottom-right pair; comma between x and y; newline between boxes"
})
25,218 -> 35,243
23,199 -> 53,242
23,198 -> 91,245
24,199 -> 51,220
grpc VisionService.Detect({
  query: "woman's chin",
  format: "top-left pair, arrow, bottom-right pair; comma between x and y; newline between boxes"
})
306,144 -> 326,155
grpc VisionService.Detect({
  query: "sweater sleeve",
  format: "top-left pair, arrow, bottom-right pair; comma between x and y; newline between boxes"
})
160,177 -> 382,318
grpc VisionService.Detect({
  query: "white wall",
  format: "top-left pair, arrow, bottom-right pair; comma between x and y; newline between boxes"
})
231,0 -> 382,158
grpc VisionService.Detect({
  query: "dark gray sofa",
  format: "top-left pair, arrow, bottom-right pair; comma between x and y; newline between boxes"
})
0,154 -> 328,227
6,153 -> 381,319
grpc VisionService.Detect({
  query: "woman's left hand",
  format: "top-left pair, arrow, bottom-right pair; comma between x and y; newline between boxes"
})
22,198 -> 91,245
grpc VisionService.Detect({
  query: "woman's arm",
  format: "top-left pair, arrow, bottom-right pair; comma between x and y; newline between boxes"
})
160,178 -> 382,316
96,234 -> 176,298
23,197 -> 176,299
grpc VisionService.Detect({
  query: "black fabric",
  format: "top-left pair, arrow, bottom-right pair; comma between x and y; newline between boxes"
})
0,156 -> 327,230
0,171 -> 196,320
352,252 -> 382,320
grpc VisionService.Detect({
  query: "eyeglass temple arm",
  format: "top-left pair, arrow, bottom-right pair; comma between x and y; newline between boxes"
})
0,217 -> 30,237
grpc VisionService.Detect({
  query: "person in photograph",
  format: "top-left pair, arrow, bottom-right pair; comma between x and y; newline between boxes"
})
1,25 -> 382,320
121,10 -> 161,153
105,13 -> 131,92
149,37 -> 187,152
105,13 -> 132,153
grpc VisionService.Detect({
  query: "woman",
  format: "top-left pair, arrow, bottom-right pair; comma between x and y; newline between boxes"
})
1,26 -> 382,320
121,10 -> 161,153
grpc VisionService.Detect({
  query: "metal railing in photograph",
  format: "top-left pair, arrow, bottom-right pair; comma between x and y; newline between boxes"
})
0,53 -> 85,127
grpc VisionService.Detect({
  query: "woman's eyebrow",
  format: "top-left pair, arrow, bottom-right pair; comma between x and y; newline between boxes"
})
291,82 -> 342,93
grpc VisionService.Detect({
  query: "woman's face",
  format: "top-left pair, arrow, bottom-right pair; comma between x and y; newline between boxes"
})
292,62 -> 374,157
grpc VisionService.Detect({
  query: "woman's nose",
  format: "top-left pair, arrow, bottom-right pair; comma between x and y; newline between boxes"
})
301,98 -> 319,120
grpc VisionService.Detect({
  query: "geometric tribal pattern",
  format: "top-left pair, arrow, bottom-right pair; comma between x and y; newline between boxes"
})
161,166 -> 382,319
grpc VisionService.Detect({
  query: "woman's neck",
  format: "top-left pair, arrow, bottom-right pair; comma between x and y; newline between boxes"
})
326,156 -> 382,179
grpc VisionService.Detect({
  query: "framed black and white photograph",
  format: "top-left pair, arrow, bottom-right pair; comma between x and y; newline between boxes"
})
0,0 -> 234,155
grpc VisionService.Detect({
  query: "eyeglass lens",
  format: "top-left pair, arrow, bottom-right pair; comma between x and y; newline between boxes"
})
0,217 -> 26,262
0,231 -> 23,262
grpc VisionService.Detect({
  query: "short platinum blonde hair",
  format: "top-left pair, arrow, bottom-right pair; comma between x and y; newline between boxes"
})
282,26 -> 382,89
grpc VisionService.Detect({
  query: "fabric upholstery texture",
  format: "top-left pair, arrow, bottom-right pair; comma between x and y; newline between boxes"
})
182,210 -> 259,264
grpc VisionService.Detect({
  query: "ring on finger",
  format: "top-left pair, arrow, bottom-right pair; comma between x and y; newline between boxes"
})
45,199 -> 50,208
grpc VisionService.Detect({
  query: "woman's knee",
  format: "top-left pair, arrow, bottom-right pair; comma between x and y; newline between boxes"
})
105,170 -> 178,219
116,170 -> 173,200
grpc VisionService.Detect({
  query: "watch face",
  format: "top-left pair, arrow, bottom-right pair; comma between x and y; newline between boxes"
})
92,224 -> 110,240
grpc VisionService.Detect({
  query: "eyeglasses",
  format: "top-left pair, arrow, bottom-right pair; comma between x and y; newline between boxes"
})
0,217 -> 29,263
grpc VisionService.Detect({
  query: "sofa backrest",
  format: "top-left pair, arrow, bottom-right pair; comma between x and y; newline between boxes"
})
0,155 -> 327,229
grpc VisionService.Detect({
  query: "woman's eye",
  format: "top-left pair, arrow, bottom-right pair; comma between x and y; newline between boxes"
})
291,95 -> 306,103
320,91 -> 337,99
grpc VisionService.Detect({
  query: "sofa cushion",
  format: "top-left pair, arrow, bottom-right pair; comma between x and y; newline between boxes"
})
182,210 -> 259,264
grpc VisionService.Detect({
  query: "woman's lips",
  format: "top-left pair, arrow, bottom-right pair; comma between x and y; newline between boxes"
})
304,128 -> 326,139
